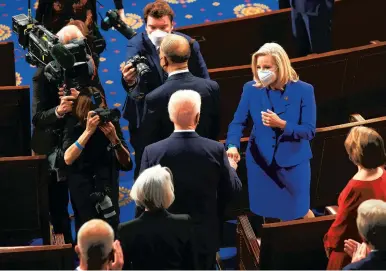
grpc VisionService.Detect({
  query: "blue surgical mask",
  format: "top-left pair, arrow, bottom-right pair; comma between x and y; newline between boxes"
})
258,69 -> 276,86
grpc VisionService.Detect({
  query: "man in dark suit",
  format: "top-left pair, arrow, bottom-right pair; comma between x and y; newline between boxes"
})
343,199 -> 386,270
120,1 -> 209,169
290,0 -> 334,56
137,33 -> 220,171
140,90 -> 241,269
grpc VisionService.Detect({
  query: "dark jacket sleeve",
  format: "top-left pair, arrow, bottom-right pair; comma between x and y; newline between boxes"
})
121,42 -> 143,99
32,67 -> 61,129
139,147 -> 151,175
189,40 -> 210,79
113,0 -> 124,9
139,94 -> 162,149
210,81 -> 221,140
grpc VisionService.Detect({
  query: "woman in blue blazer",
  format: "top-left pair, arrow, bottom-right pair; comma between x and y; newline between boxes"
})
226,42 -> 316,221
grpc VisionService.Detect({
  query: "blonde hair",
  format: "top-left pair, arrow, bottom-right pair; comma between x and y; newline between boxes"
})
131,165 -> 175,210
344,126 -> 386,169
251,42 -> 298,89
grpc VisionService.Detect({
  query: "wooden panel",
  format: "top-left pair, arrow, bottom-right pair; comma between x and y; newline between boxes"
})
0,244 -> 74,270
177,0 -> 386,69
0,42 -> 16,86
0,156 -> 50,245
0,85 -> 31,157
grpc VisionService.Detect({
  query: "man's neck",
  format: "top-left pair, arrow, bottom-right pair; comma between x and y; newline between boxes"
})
174,125 -> 196,131
167,64 -> 189,74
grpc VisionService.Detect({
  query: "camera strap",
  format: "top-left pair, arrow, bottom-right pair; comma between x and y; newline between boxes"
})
91,90 -> 103,107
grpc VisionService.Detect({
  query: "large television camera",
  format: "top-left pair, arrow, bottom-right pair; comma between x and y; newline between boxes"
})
12,13 -> 93,91
101,9 -> 137,40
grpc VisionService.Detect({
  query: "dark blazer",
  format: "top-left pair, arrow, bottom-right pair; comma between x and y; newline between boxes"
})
290,0 -> 334,14
140,132 -> 242,253
121,31 -> 209,138
343,251 -> 386,270
139,71 -> 220,152
118,209 -> 198,270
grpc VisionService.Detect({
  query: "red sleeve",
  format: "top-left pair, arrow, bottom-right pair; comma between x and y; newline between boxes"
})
324,182 -> 361,249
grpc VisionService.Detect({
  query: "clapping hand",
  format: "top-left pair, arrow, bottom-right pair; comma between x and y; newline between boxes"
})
344,240 -> 370,263
109,240 -> 124,270
261,109 -> 286,129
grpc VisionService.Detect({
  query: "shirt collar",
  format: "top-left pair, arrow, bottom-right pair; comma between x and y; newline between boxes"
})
168,69 -> 189,77
174,129 -> 195,132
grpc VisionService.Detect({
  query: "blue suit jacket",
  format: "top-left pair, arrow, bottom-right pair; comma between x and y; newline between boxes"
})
121,31 -> 209,135
226,80 -> 316,168
343,251 -> 386,270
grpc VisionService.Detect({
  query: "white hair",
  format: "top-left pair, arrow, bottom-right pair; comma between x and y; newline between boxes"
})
131,165 -> 175,210
56,25 -> 84,44
168,90 -> 201,127
77,219 -> 114,261
357,199 -> 386,249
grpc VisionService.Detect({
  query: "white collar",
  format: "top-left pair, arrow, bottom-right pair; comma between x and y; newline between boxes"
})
174,129 -> 195,132
168,69 -> 189,77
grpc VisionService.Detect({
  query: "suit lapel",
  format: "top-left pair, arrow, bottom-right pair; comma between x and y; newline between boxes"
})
143,34 -> 165,83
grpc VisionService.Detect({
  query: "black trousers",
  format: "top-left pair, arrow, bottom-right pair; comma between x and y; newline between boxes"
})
198,252 -> 217,270
291,3 -> 334,56
68,173 -> 120,236
48,173 -> 72,244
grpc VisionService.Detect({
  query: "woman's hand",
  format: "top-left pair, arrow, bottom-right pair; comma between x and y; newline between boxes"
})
86,111 -> 100,135
344,239 -> 360,258
261,109 -> 286,129
351,242 -> 370,263
99,122 -> 119,144
227,147 -> 240,163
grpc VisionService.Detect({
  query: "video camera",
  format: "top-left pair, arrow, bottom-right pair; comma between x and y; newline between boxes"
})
12,13 -> 93,92
101,9 -> 137,40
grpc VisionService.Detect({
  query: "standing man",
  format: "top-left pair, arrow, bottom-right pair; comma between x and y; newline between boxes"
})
290,0 -> 334,56
140,90 -> 241,269
121,1 -> 209,174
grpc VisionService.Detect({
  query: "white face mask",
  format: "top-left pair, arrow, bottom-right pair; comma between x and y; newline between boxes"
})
148,29 -> 168,48
258,69 -> 276,86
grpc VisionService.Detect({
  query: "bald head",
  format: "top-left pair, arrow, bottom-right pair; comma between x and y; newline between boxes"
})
160,34 -> 191,64
77,219 -> 114,262
57,25 -> 84,44
168,90 -> 201,130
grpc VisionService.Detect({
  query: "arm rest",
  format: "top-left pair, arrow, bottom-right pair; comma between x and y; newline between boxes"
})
349,114 -> 365,122
325,206 -> 339,215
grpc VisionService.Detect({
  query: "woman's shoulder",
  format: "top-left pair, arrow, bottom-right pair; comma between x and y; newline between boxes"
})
243,80 -> 264,92
291,80 -> 314,91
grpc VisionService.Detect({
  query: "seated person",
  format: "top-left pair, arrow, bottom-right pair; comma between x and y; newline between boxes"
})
324,126 -> 386,269
75,219 -> 123,270
343,199 -> 386,270
118,165 -> 197,270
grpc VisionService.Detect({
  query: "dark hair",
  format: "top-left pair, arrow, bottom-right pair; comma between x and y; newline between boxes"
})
345,126 -> 386,169
143,0 -> 174,23
87,243 -> 113,270
75,87 -> 107,124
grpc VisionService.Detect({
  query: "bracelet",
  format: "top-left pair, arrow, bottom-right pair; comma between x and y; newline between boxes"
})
227,144 -> 237,150
111,141 -> 122,150
74,141 -> 84,150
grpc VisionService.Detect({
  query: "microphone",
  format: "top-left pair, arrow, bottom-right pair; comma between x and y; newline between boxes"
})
50,43 -> 75,69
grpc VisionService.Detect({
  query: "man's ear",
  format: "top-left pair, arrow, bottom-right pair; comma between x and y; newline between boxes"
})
75,245 -> 81,256
195,113 -> 200,125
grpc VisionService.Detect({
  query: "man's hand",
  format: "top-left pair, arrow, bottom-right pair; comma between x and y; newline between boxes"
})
109,240 -> 124,270
228,157 -> 238,170
99,122 -> 119,144
57,96 -> 76,116
122,62 -> 137,86
58,87 -> 79,99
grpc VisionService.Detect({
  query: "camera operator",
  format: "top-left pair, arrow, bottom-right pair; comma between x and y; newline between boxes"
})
63,86 -> 132,234
121,0 -> 210,176
31,24 -> 89,244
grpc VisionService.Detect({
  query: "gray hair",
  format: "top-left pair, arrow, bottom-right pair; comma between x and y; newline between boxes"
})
57,25 -> 84,44
77,219 -> 114,261
168,90 -> 201,128
160,34 -> 191,63
357,199 -> 386,249
131,165 -> 175,210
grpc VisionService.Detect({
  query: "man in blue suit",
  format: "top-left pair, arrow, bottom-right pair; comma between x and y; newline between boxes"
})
290,0 -> 334,56
121,1 -> 209,162
140,90 -> 241,270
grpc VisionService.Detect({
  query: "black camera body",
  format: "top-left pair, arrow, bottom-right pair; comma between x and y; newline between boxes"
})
127,55 -> 151,78
101,9 -> 137,40
92,108 -> 121,124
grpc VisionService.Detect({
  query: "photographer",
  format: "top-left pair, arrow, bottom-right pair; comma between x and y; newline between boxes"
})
120,0 -> 209,172
31,24 -> 89,244
63,86 -> 132,234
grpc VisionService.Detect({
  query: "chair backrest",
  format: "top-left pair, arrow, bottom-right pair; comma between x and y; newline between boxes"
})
0,244 -> 74,270
259,215 -> 335,269
311,116 -> 386,208
0,42 -> 16,86
176,0 -> 386,69
0,156 -> 51,245
0,85 -> 31,157
211,42 -> 386,138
